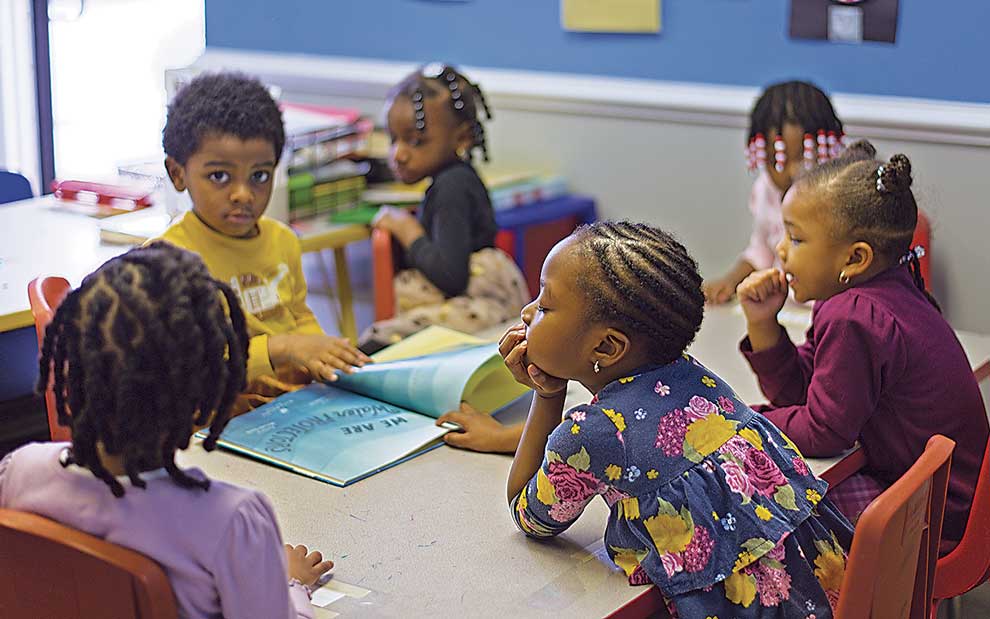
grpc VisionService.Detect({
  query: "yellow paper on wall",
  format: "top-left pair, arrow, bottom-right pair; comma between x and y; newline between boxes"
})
561,0 -> 661,33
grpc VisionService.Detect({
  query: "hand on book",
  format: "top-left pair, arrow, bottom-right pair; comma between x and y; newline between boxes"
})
498,324 -> 567,398
285,544 -> 334,587
436,402 -> 522,454
269,334 -> 372,383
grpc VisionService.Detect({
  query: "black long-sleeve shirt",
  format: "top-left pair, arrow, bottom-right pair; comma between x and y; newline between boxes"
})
404,161 -> 497,297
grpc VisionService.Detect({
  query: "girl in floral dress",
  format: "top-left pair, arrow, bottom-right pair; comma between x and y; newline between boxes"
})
500,221 -> 853,618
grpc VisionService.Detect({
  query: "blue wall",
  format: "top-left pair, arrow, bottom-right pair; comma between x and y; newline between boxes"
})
205,0 -> 989,104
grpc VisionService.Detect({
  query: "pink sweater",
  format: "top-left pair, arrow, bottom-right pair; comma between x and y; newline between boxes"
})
740,171 -> 785,271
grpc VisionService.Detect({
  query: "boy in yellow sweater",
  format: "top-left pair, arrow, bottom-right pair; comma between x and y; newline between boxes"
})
158,72 -> 370,387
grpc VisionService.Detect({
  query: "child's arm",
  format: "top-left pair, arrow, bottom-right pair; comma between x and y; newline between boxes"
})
215,494 -> 331,619
703,259 -> 756,304
435,402 -> 523,453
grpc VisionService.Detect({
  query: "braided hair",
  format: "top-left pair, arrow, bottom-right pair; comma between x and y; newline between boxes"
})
797,139 -> 940,311
37,242 -> 249,497
163,72 -> 285,165
387,63 -> 492,162
746,81 -> 844,172
571,222 -> 705,365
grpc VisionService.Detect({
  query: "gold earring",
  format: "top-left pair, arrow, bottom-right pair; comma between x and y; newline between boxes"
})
456,146 -> 467,159
838,270 -> 851,285
593,360 -> 600,374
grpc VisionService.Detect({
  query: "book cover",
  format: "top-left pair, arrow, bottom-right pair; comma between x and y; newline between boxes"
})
209,327 -> 529,486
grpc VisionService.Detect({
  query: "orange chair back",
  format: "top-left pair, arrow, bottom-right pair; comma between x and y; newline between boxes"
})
931,361 -> 990,612
0,508 -> 177,619
911,209 -> 932,290
836,435 -> 954,619
27,276 -> 72,441
371,228 -> 397,322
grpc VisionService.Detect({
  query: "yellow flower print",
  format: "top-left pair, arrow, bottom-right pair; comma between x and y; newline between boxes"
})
644,513 -> 694,554
806,488 -> 822,506
602,408 -> 627,433
619,376 -> 635,384
621,497 -> 641,520
571,424 -> 581,435
685,414 -> 737,456
701,376 -> 717,388
517,486 -> 529,513
646,469 -> 658,480
611,546 -> 648,577
738,427 -> 763,450
814,548 -> 846,591
724,571 -> 757,608
754,504 -> 773,521
734,551 -> 756,572
536,467 -> 558,505
605,464 -> 622,481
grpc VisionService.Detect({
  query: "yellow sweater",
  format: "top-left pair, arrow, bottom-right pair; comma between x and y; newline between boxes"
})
158,212 -> 323,381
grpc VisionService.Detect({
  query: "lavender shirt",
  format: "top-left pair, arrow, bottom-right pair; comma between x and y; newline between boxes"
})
0,442 -> 312,619
741,266 -> 988,541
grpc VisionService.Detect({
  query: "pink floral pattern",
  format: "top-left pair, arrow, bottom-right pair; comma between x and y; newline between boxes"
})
792,456 -> 809,476
547,461 -> 601,503
548,500 -> 586,523
747,559 -> 793,606
744,448 -> 788,497
687,395 -> 719,417
721,460 -> 756,499
655,408 -> 689,456
718,395 -> 736,413
683,525 -> 715,573
661,551 -> 685,578
718,435 -> 752,462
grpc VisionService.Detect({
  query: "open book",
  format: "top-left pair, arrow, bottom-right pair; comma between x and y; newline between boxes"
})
209,327 -> 530,486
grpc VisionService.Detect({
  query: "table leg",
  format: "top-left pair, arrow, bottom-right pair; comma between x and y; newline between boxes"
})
333,247 -> 358,343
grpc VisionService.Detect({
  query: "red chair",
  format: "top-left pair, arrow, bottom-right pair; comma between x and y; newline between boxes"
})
27,276 -> 72,441
911,209 -> 932,290
930,361 -> 990,617
0,508 -> 177,619
836,435 -> 955,619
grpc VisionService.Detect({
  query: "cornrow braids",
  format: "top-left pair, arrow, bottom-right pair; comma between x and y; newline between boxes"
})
746,80 -> 844,172
388,63 -> 493,162
37,242 -> 249,497
572,222 -> 705,365
797,139 -> 940,311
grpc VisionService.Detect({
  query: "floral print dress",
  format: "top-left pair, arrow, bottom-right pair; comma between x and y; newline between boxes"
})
511,355 -> 853,618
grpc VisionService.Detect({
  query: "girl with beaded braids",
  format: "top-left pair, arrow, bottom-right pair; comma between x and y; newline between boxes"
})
360,63 -> 529,353
737,141 -> 987,551
0,243 -> 334,619
502,221 -> 854,617
705,81 -> 846,304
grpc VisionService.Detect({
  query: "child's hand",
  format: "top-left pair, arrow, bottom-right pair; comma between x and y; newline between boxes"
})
269,334 -> 372,383
285,544 -> 334,587
498,324 -> 567,398
737,269 -> 789,325
372,206 -> 425,248
436,402 -> 521,453
703,276 -> 739,305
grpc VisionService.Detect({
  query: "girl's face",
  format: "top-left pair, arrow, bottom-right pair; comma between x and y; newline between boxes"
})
767,122 -> 807,194
519,236 -> 605,385
386,93 -> 470,184
776,185 -> 850,302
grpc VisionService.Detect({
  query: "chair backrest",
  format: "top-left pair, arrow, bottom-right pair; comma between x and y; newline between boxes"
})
0,170 -> 32,205
836,434 -> 955,619
371,228 -> 397,321
911,209 -> 932,290
0,508 -> 178,619
27,276 -> 73,441
931,361 -> 990,605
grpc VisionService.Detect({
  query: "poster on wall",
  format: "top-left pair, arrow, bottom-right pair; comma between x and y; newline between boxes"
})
561,0 -> 661,33
790,0 -> 899,44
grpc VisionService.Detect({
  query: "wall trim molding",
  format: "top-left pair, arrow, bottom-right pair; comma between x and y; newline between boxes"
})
192,48 -> 990,148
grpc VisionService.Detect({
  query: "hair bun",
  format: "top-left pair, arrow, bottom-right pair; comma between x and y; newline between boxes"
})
841,139 -> 877,162
879,153 -> 913,194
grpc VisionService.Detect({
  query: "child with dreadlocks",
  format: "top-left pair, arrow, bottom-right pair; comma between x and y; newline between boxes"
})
359,63 -> 529,353
737,141 -> 987,551
502,221 -> 854,617
0,243 -> 333,618
159,72 -> 370,400
704,80 -> 845,304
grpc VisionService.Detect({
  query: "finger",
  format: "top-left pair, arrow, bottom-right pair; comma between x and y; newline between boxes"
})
443,431 -> 470,448
498,331 -> 524,357
316,560 -> 334,573
316,363 -> 338,382
459,401 -> 479,414
321,354 -> 356,374
498,324 -> 525,347
435,411 -> 465,426
307,551 -> 324,566
504,341 -> 527,369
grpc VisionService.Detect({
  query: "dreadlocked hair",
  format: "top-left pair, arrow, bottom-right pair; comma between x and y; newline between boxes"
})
163,71 -> 285,165
571,222 -> 705,365
748,80 -> 843,141
797,139 -> 940,311
388,63 -> 493,162
36,241 -> 249,498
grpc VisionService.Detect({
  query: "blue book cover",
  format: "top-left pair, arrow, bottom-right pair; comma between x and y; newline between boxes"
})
209,329 -> 530,486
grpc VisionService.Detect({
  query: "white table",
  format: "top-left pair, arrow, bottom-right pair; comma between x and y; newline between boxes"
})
174,304 -> 937,618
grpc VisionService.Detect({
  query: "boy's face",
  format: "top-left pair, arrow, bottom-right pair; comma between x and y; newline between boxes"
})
386,94 -> 470,185
166,133 -> 277,238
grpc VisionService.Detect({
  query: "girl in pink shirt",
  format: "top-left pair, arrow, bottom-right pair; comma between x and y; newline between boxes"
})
0,242 -> 333,619
704,81 -> 845,304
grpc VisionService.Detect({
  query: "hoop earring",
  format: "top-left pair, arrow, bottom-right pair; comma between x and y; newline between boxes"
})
838,270 -> 851,285
593,360 -> 600,374
456,146 -> 467,160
